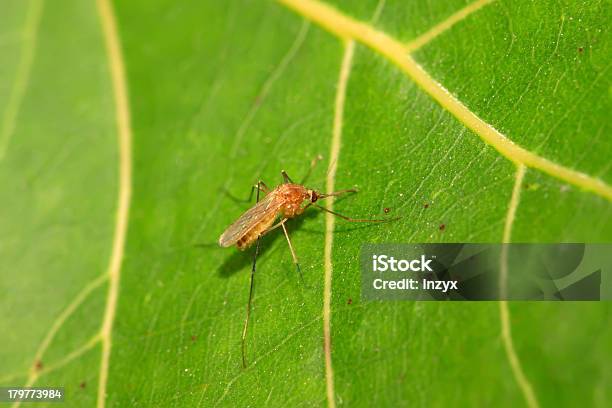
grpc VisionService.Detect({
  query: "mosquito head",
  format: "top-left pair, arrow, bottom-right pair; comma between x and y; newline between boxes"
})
308,190 -> 319,203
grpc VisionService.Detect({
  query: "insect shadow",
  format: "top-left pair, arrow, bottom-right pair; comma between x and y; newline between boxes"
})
217,209 -> 317,278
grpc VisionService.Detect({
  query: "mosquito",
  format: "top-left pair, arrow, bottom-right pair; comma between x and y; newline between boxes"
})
218,157 -> 397,368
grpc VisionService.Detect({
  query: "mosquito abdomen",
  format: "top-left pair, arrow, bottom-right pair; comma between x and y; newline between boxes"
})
236,212 -> 277,250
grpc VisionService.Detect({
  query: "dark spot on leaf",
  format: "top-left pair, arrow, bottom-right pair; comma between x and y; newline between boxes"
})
35,361 -> 43,371
347,298 -> 352,305
384,207 -> 391,214
191,335 -> 197,342
80,381 -> 86,389
423,203 -> 429,209
439,224 -> 446,231
578,47 -> 584,53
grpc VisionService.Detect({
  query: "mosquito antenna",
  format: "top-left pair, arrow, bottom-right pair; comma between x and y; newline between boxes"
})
318,189 -> 358,199
242,182 -> 263,369
300,154 -> 323,185
312,203 -> 400,223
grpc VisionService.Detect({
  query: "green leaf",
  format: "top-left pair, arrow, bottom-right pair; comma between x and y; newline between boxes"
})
1,0 -> 610,407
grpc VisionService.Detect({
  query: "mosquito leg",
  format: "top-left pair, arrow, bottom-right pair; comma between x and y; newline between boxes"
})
242,183 -> 264,369
227,180 -> 269,204
257,218 -> 287,236
281,170 -> 294,184
281,223 -> 304,284
312,203 -> 399,223
244,186 -> 257,203
245,180 -> 270,202
300,154 -> 323,185
257,181 -> 271,193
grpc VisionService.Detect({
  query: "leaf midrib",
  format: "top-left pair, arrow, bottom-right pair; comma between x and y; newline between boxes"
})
278,0 -> 612,201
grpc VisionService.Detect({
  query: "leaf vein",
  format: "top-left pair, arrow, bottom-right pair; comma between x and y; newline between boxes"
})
0,0 -> 44,161
96,0 -> 134,406
499,164 -> 540,408
10,275 -> 106,403
277,0 -> 612,201
405,0 -> 494,53
322,38 -> 355,408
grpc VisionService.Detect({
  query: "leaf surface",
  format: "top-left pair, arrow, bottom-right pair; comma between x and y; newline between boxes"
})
1,0 -> 611,406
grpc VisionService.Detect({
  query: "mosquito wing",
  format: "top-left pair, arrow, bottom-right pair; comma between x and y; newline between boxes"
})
218,191 -> 282,247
